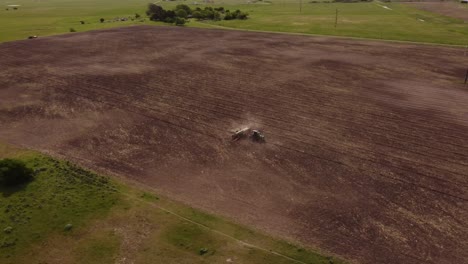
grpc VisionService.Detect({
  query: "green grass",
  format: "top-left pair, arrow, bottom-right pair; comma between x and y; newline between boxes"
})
0,0 -> 467,44
0,0 -> 155,42
0,146 -> 119,259
0,143 -> 343,264
195,1 -> 468,44
75,230 -> 121,264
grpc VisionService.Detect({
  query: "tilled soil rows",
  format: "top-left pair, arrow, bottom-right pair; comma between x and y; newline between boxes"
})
1,26 -> 467,264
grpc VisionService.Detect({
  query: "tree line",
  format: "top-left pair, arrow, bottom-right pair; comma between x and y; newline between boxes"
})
146,4 -> 249,25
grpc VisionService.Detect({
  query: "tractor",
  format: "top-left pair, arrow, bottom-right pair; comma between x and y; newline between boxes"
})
231,127 -> 265,143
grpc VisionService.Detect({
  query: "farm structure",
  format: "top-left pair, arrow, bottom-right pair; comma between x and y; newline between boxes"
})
0,26 -> 467,264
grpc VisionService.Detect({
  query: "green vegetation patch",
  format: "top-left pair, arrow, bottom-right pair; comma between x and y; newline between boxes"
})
0,159 -> 33,187
0,152 -> 119,259
195,1 -> 468,45
146,4 -> 249,26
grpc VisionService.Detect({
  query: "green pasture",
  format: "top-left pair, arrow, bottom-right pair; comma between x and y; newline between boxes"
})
0,0 -> 154,42
197,1 -> 468,44
0,143 -> 343,264
0,0 -> 467,44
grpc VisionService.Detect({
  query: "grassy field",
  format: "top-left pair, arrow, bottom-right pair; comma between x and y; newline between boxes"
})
0,0 -> 467,44
0,143 -> 343,264
198,1 -> 468,44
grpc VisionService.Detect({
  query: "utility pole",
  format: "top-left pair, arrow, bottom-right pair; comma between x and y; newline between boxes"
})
335,9 -> 338,28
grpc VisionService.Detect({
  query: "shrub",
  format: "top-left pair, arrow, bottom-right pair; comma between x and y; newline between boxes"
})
0,159 -> 33,187
135,13 -> 141,19
164,17 -> 175,23
3,227 -> 13,234
199,248 -> 208,255
236,11 -> 248,20
100,18 -> 105,23
224,9 -> 248,20
80,20 -> 85,24
174,17 -> 186,26
69,28 -> 76,32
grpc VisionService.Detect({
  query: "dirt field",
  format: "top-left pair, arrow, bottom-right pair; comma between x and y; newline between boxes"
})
1,26 -> 468,264
405,1 -> 468,21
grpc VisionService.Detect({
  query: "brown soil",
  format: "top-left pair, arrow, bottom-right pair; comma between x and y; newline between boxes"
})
405,1 -> 468,21
1,26 -> 468,264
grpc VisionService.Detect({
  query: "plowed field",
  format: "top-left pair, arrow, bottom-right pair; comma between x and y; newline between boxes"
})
1,26 -> 467,264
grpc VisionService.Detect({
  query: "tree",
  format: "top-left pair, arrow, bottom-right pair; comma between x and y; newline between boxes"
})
175,9 -> 188,19
0,159 -> 33,187
175,4 -> 191,15
146,3 -> 158,16
100,18 -> 105,23
224,11 -> 233,20
146,3 -> 167,21
213,10 -> 221,21
164,17 -> 175,23
225,9 -> 249,20
144,4 -> 248,23
201,9 -> 214,20
166,10 -> 176,19
192,11 -> 203,20
236,11 -> 248,20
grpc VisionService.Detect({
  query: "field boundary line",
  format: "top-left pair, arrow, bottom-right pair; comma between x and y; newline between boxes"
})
193,22 -> 467,48
3,23 -> 466,48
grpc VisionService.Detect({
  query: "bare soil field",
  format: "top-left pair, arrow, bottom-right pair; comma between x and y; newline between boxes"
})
1,26 -> 468,264
405,1 -> 468,21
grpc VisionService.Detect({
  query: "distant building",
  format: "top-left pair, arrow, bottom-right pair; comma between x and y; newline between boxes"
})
462,0 -> 468,4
